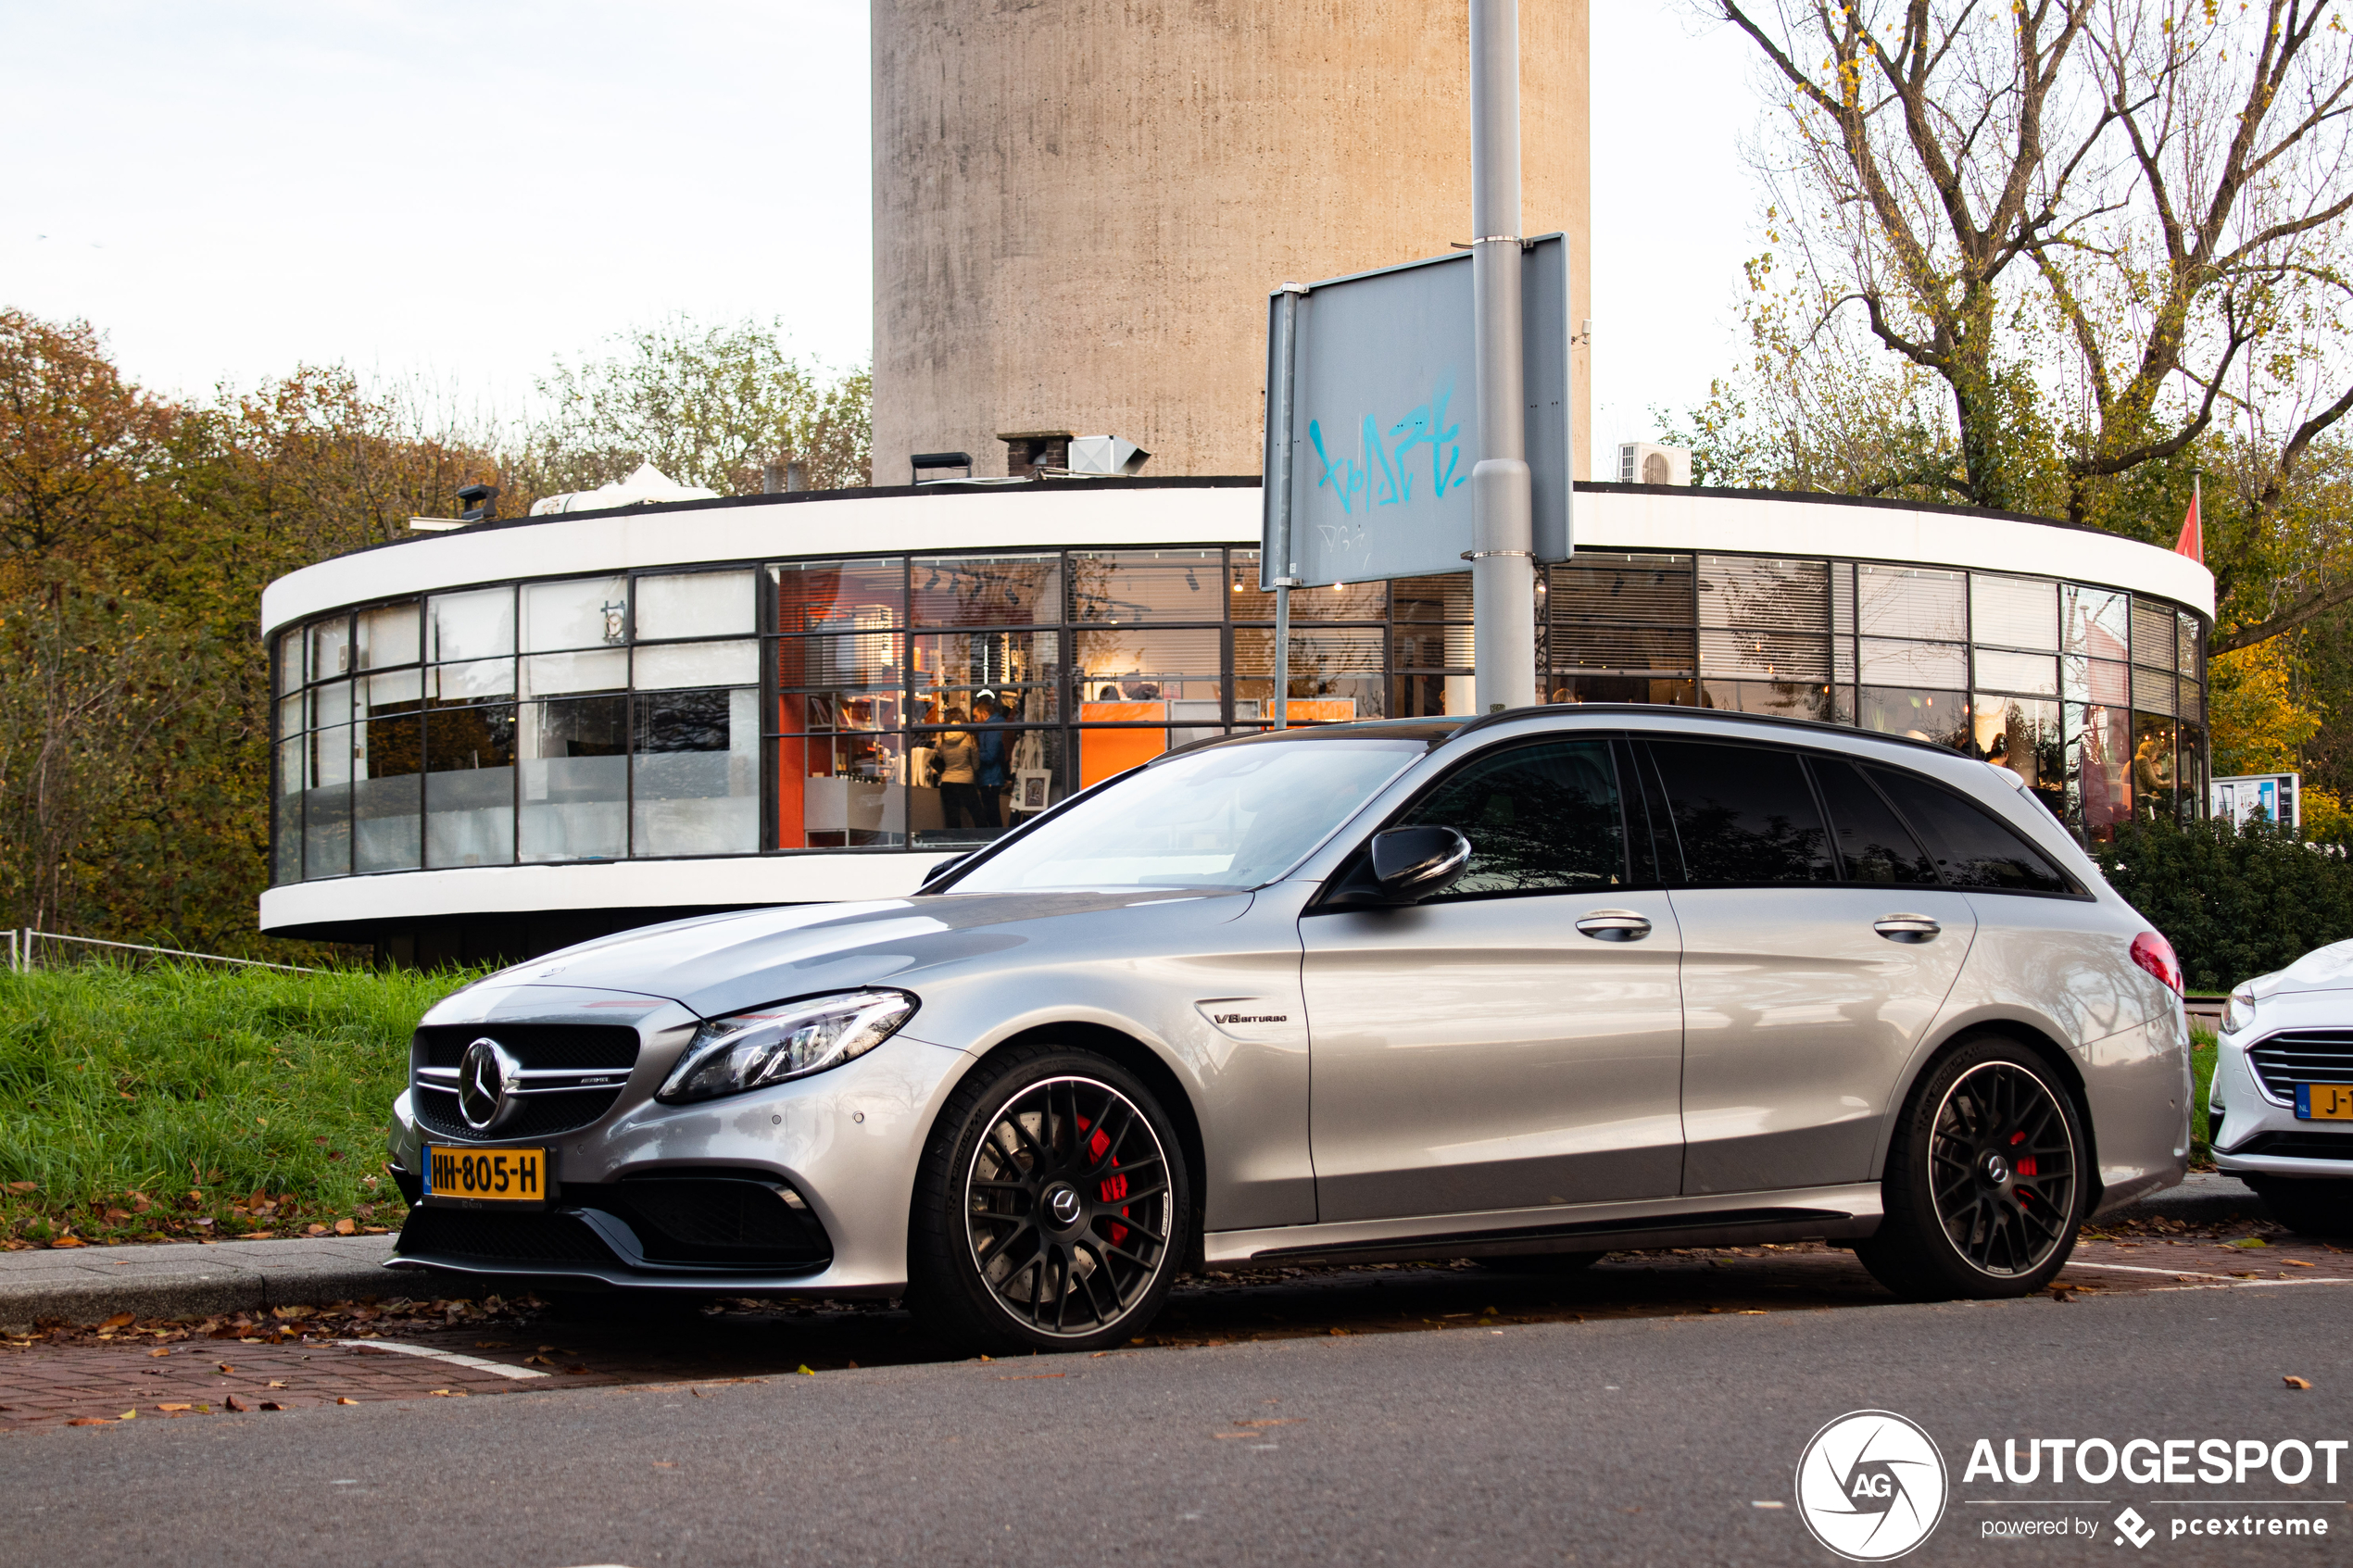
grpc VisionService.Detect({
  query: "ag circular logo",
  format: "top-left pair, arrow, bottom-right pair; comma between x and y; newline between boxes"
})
1794,1410 -> 1948,1562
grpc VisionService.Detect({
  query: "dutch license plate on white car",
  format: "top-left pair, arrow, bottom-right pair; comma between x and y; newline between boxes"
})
2294,1084 -> 2353,1121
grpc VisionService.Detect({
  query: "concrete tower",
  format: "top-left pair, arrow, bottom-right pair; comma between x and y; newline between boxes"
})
872,0 -> 1591,483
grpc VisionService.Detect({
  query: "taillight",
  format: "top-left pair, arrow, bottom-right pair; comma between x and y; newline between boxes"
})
2131,931 -> 2183,996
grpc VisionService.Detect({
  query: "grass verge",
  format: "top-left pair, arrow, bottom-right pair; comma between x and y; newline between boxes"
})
0,962 -> 481,1248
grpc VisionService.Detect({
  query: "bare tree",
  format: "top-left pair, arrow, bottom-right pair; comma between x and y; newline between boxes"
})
1711,0 -> 2353,647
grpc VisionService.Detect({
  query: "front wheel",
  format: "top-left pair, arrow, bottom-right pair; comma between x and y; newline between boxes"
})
908,1046 -> 1192,1354
1857,1037 -> 2087,1301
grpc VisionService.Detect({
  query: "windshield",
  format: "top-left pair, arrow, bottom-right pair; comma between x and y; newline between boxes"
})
948,736 -> 1428,892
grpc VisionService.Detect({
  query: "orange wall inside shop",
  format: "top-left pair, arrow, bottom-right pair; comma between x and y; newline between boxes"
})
1078,703 -> 1166,788
775,696 -> 806,847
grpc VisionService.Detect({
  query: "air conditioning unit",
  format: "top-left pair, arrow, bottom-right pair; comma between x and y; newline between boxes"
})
1067,435 -> 1151,476
1617,442 -> 1692,487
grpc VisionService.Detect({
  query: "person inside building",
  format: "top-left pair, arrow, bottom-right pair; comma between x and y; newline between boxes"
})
933,708 -> 982,832
971,693 -> 1008,829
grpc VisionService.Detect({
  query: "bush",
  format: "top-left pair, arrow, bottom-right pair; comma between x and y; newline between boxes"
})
2095,819 -> 2353,993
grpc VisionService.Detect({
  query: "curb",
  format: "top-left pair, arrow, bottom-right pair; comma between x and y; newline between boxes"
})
0,1237 -> 403,1332
2095,1172 -> 2270,1231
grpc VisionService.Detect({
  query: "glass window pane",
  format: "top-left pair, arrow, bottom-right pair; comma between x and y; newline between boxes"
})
1858,637 -> 1968,688
1074,627 -> 1221,704
1810,757 -> 1936,884
2131,598 -> 2176,671
1393,571 -> 1475,622
635,639 -> 758,690
1647,739 -> 1835,884
777,629 -> 903,692
635,570 -> 754,640
2066,699 -> 2133,844
1233,628 -> 1384,724
277,693 -> 303,744
429,587 -> 514,663
1698,556 -> 1828,632
1698,678 -> 1832,721
356,602 -> 421,669
1974,648 -> 2057,696
2063,585 -> 2129,661
1970,574 -> 2058,652
301,725 -> 351,879
522,576 -> 628,653
2177,611 -> 2200,678
1857,565 -> 1966,642
1552,554 -> 1692,624
1857,687 -> 1971,749
2133,713 -> 2181,824
1069,549 -> 1226,623
2178,721 -> 2208,823
1395,622 -> 1478,670
277,630 -> 304,691
910,631 -> 1060,723
2061,656 -> 2131,706
523,648 -> 629,697
1401,738 -> 1626,896
2178,674 -> 2203,725
773,558 -> 904,634
424,703 -> 516,868
2132,664 -> 2176,715
520,696 -> 628,862
308,617 -> 351,682
1868,764 -> 2073,891
1553,624 -> 1692,675
912,555 -> 1061,626
1699,628 -> 1831,681
1970,696 -> 2066,819
1283,580 -> 1389,622
633,689 -> 758,856
428,658 -> 516,701
310,680 -> 352,730
362,667 -> 423,713
354,712 -> 422,872
274,736 -> 303,884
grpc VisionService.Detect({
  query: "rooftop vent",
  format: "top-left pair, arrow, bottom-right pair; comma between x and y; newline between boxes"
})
1066,435 -> 1151,476
911,451 -> 974,484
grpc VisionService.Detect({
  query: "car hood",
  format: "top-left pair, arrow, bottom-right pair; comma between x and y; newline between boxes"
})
2251,935 -> 2353,1000
429,889 -> 1256,1023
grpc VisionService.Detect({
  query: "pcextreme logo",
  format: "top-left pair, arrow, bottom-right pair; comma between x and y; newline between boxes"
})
1795,1411 -> 1951,1562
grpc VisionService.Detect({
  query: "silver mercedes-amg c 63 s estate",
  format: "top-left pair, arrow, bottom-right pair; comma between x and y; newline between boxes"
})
384,706 -> 2192,1352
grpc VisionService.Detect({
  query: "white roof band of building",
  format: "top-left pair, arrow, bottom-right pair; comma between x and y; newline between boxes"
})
258,483 -> 2215,640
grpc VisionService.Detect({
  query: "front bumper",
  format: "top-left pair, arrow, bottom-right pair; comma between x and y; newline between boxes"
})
2210,1024 -> 2353,1180
385,1029 -> 975,1297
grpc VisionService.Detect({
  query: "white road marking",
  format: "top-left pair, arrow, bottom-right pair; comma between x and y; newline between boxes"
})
332,1339 -> 548,1379
2065,1261 -> 2353,1286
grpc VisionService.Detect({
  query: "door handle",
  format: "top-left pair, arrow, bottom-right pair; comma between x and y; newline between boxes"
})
1576,909 -> 1653,942
1873,914 -> 1941,943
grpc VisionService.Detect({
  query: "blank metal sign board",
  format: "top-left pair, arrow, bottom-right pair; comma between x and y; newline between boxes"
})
1261,232 -> 1572,590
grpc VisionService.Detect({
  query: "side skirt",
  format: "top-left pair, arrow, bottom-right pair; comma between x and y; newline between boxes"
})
1204,1183 -> 1883,1268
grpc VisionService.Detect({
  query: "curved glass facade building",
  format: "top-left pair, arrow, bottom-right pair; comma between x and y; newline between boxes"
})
259,480 -> 2212,962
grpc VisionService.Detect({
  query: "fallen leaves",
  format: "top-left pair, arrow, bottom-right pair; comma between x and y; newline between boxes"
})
335,1397 -> 358,1405
223,1394 -> 247,1412
49,1236 -> 84,1248
427,1388 -> 467,1398
99,1312 -> 133,1331
65,1416 -> 112,1426
333,1219 -> 356,1236
258,1400 -> 283,1411
2283,1259 -> 2315,1268
147,1348 -> 170,1359
156,1403 -> 192,1412
2285,1375 -> 2313,1390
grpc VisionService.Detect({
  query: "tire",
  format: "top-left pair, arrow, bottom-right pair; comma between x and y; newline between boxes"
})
1856,1035 -> 2088,1302
1474,1250 -> 1606,1275
908,1044 -> 1193,1355
2247,1176 -> 2353,1237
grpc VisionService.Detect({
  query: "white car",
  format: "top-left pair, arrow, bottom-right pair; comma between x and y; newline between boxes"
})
2212,938 -> 2353,1235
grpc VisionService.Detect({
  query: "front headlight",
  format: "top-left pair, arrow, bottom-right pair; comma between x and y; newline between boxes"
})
2221,985 -> 2258,1035
658,989 -> 917,1104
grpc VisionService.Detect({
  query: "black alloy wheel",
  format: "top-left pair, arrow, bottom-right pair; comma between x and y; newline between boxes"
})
910,1046 -> 1190,1354
1927,1060 -> 2079,1275
1858,1036 -> 2087,1301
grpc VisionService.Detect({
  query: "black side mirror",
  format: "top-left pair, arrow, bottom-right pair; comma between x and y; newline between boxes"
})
1363,825 -> 1472,904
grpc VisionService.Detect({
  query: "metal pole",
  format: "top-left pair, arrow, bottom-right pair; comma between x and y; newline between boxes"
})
1266,282 -> 1309,730
1467,0 -> 1537,714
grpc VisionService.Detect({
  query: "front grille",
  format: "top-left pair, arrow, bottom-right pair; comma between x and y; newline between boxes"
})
415,1023 -> 638,1071
410,1022 -> 641,1143
412,1088 -> 626,1142
396,1206 -> 616,1265
2246,1032 -> 2353,1102
2227,1131 -> 2353,1160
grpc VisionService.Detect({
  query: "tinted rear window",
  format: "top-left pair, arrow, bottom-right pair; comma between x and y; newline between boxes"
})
1647,740 -> 1835,884
1866,766 -> 2077,894
1810,758 -> 1938,885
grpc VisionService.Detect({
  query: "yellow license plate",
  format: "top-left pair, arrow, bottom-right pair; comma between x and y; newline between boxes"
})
2296,1084 -> 2353,1121
422,1145 -> 552,1206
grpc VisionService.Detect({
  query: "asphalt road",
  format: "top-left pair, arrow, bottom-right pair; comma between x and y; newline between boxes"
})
8,1281 -> 2348,1568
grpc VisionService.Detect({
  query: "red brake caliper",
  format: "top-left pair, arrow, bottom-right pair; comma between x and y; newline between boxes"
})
2008,1129 -> 2038,1181
1077,1116 -> 1129,1246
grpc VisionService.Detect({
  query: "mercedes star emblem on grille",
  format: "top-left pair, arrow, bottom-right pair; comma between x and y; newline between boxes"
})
458,1037 -> 522,1132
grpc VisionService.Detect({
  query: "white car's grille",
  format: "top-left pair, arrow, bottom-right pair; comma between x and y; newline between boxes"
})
2246,1031 -> 2353,1103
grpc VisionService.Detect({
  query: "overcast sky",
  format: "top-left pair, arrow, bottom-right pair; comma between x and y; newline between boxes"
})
4,1 -> 1765,473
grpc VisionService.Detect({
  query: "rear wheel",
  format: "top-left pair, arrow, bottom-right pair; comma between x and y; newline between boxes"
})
2247,1176 -> 2353,1237
1857,1036 -> 2086,1301
909,1045 -> 1191,1355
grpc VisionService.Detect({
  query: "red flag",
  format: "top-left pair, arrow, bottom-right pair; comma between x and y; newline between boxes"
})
2175,478 -> 2204,564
